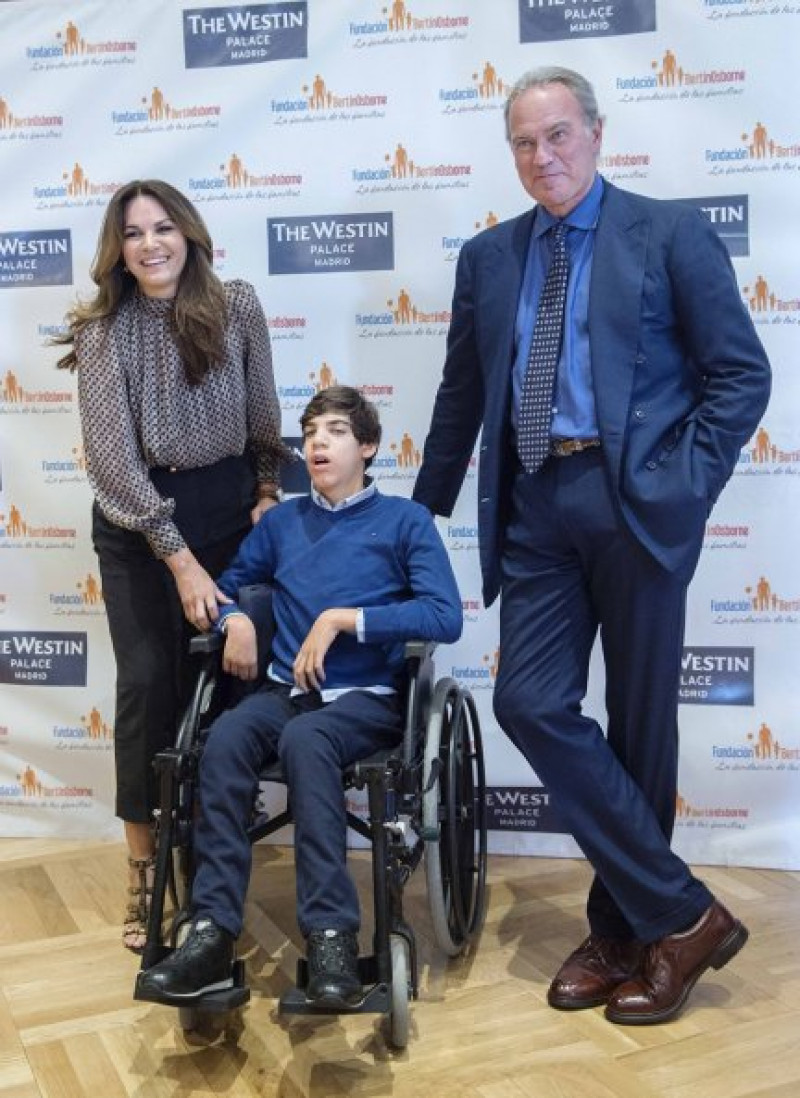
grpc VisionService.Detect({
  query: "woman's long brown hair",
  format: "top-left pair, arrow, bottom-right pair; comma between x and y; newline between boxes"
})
55,179 -> 227,383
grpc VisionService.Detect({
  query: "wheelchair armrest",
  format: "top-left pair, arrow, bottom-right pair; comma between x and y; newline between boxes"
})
188,584 -> 274,666
189,631 -> 224,655
404,640 -> 435,661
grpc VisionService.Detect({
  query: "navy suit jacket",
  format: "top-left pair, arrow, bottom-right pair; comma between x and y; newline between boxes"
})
413,180 -> 771,606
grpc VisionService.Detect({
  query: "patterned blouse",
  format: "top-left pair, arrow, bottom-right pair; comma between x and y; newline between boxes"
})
76,279 -> 285,558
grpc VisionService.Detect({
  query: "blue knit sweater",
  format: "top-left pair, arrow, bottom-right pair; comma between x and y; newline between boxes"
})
216,490 -> 462,690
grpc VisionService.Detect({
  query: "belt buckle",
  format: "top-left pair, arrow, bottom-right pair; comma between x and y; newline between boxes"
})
551,437 -> 599,457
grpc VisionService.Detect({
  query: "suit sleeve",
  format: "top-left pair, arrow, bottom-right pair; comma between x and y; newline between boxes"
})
413,242 -> 486,516
668,209 -> 771,504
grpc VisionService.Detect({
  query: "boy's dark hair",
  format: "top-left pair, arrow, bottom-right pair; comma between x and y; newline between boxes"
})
300,385 -> 382,467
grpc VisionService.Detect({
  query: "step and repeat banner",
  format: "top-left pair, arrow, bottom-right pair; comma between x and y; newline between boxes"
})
1,0 -> 798,867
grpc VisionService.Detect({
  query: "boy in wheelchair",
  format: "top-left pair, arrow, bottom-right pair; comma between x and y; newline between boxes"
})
138,385 -> 462,1010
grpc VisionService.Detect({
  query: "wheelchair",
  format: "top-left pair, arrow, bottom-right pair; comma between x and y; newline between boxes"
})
134,586 -> 488,1048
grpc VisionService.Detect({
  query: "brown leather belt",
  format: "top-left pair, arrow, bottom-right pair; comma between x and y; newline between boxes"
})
549,437 -> 601,457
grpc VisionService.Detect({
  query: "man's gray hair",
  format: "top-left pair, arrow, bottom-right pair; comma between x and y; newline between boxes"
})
504,67 -> 600,139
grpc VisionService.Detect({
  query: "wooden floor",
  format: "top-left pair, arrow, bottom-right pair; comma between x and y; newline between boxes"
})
1,838 -> 799,1098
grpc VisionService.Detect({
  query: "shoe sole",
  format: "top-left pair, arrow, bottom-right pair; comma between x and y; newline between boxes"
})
605,921 -> 749,1026
305,990 -> 365,1011
547,989 -> 615,1010
136,976 -> 235,1005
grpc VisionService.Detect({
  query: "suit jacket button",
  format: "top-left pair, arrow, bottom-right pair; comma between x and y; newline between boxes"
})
646,460 -> 657,470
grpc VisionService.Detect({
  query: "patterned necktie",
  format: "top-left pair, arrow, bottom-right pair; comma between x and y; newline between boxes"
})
517,221 -> 569,474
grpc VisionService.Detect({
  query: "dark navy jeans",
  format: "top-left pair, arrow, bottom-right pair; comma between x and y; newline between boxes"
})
191,683 -> 402,938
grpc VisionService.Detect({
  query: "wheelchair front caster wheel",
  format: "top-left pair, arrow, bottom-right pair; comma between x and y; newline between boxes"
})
388,934 -> 410,1050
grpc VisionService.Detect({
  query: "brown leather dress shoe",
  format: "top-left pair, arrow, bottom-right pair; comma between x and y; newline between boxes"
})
605,900 -> 748,1025
548,935 -> 643,1010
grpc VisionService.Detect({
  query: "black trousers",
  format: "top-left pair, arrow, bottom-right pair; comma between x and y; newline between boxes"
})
92,505 -> 248,823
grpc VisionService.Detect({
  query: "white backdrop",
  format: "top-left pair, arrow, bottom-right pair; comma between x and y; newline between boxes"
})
1,0 -> 798,870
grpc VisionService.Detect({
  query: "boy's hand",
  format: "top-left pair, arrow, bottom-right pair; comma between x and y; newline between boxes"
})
222,615 -> 259,680
294,608 -> 357,692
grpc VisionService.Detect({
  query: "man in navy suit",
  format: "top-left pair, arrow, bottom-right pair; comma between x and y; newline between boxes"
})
413,67 -> 771,1025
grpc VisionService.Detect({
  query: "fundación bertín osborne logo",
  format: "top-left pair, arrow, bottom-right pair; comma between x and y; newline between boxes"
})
0,93 -> 63,141
711,721 -> 800,771
736,425 -> 800,474
741,273 -> 800,323
353,141 -> 472,195
348,2 -> 470,45
1,764 -> 93,807
615,46 -> 747,103
706,119 -> 800,176
356,287 -> 450,338
270,72 -> 388,123
0,503 -> 76,548
0,368 -> 73,411
187,152 -> 302,202
711,575 -> 800,624
53,705 -> 114,751
439,61 -> 509,114
111,86 -> 222,135
25,18 -> 137,70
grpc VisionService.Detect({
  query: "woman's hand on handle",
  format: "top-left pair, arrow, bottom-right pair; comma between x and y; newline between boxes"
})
165,548 -> 224,631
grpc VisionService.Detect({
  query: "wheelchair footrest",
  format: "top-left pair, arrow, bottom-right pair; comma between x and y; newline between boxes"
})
279,954 -> 390,1016
134,959 -> 250,1013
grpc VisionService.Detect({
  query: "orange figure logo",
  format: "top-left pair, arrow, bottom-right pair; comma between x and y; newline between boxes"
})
3,503 -> 27,538
385,0 -> 413,32
473,62 -> 506,99
78,573 -> 103,604
221,152 -> 248,188
310,362 -> 336,392
387,288 -> 414,324
62,162 -> 89,197
742,122 -> 771,159
17,764 -> 41,796
2,369 -> 23,403
58,21 -> 82,56
390,434 -> 421,469
82,707 -> 113,740
652,49 -> 681,87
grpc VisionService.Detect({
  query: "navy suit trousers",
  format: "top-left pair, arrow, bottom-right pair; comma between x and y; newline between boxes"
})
191,684 -> 402,939
492,449 -> 713,942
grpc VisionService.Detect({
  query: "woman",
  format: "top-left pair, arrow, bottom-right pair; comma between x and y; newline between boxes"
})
56,180 -> 286,952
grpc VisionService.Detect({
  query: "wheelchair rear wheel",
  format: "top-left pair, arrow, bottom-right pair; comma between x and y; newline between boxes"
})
422,678 -> 487,956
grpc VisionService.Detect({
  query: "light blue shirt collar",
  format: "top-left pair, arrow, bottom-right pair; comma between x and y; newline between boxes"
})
310,478 -> 376,512
532,172 -> 604,240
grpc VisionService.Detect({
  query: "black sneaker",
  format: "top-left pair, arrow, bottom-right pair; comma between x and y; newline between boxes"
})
137,916 -> 235,1003
305,929 -> 362,1007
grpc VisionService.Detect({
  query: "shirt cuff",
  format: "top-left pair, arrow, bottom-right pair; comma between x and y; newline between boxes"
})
216,608 -> 248,635
355,608 -> 365,643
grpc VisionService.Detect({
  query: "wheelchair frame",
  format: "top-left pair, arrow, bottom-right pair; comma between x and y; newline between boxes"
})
134,587 -> 488,1049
